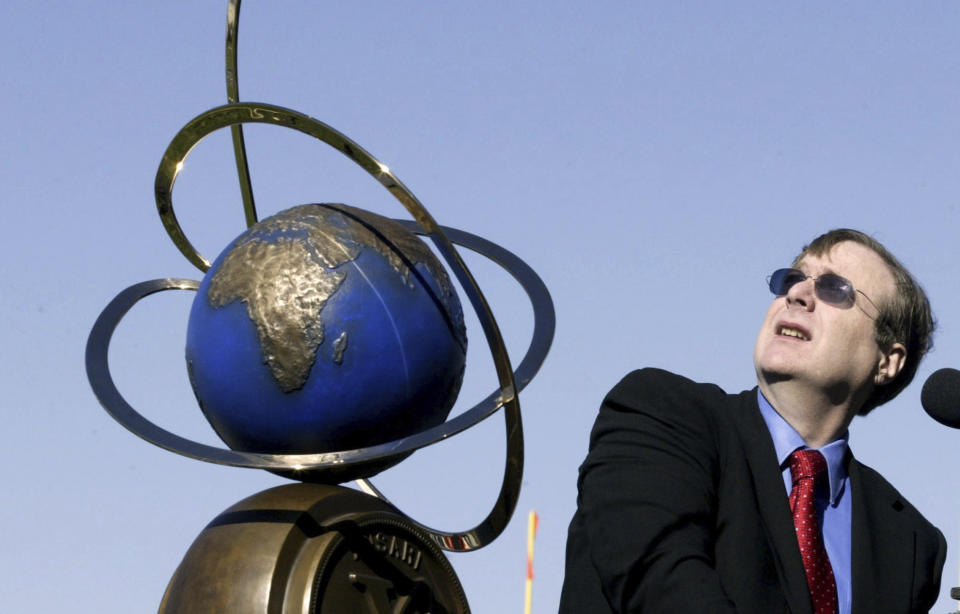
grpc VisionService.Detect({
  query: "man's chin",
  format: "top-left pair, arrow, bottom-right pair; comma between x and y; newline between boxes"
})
755,363 -> 797,388
761,371 -> 792,385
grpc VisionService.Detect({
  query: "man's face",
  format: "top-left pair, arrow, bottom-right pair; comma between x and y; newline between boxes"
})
753,241 -> 900,402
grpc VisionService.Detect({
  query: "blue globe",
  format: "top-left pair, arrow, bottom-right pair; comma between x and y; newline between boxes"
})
185,204 -> 467,479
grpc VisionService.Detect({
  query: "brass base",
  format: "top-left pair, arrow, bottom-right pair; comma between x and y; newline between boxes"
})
159,483 -> 469,613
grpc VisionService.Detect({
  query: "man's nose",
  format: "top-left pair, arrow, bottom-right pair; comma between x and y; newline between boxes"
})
786,278 -> 816,310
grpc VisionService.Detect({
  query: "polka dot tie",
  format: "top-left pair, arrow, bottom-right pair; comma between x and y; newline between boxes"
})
788,449 -> 838,614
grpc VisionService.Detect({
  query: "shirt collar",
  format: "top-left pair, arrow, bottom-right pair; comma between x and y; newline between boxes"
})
757,389 -> 849,506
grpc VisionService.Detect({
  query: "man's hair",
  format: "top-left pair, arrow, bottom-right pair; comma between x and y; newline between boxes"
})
792,228 -> 934,415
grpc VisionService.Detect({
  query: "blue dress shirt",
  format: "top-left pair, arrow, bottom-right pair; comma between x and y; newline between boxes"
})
757,390 -> 853,614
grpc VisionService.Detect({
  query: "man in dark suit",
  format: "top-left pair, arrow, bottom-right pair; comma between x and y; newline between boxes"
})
559,229 -> 946,613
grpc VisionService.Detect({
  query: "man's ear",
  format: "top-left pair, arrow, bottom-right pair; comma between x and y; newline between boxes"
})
875,342 -> 907,385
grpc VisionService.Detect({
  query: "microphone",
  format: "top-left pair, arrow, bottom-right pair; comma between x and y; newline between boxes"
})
920,368 -> 960,429
921,368 -> 960,611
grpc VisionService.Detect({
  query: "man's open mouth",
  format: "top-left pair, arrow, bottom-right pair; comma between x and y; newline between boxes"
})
777,326 -> 809,341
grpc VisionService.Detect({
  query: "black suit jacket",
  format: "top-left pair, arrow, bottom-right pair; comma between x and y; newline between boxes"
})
559,369 -> 946,614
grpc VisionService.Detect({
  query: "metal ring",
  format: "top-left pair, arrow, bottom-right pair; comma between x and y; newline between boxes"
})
87,223 -> 554,550
152,101 -> 531,549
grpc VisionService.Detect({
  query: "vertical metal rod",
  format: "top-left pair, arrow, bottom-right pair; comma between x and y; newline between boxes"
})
226,0 -> 258,227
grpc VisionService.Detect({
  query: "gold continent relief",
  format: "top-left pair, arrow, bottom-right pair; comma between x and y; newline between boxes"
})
206,204 -> 464,393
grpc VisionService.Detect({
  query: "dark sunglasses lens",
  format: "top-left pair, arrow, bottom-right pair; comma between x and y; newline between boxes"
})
815,274 -> 854,306
769,269 -> 806,295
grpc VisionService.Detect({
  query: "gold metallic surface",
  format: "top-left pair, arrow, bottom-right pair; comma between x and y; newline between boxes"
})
159,483 -> 469,613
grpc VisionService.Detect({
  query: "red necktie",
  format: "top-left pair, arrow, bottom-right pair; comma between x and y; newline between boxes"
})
788,449 -> 838,614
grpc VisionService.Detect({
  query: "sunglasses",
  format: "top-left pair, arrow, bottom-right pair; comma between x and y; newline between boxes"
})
767,268 -> 879,318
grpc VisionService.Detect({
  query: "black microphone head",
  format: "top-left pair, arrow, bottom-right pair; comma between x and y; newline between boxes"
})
920,368 -> 960,429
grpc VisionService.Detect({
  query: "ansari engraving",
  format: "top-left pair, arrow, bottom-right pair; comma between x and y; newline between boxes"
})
366,531 -> 423,571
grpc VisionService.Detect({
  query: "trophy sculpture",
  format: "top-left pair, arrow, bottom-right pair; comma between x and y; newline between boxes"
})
85,2 -> 555,612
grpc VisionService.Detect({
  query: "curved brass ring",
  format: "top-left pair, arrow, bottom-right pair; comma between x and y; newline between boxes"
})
157,102 -> 444,275
87,223 -> 555,551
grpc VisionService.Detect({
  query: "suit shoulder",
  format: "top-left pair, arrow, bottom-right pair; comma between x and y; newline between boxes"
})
854,461 -> 944,540
605,368 -> 732,411
594,368 -> 753,445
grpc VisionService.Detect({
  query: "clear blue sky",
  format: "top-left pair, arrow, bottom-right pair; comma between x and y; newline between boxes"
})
5,2 -> 960,612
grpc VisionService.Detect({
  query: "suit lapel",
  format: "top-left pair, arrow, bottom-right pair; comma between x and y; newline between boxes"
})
848,459 -> 917,614
731,389 -> 814,614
